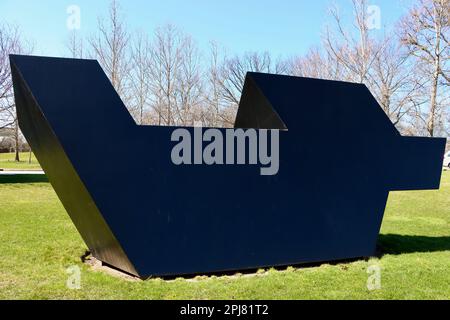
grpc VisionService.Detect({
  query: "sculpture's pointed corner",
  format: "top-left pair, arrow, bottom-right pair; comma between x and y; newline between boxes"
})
235,72 -> 287,130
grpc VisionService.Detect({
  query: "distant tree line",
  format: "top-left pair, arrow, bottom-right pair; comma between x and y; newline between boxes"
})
0,0 -> 449,161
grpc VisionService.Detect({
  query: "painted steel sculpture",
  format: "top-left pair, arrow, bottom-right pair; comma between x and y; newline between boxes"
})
10,55 -> 446,278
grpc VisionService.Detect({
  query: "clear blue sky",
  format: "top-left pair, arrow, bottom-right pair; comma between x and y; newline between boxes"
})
0,0 -> 412,58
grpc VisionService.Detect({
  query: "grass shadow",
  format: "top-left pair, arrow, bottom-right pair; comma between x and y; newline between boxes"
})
86,235 -> 450,280
0,174 -> 48,184
377,234 -> 450,256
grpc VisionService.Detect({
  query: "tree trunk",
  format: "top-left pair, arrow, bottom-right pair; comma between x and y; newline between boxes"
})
14,121 -> 20,162
427,8 -> 443,138
427,59 -> 440,137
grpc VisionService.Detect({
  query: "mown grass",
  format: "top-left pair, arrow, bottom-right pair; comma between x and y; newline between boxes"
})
0,172 -> 449,300
0,152 -> 41,170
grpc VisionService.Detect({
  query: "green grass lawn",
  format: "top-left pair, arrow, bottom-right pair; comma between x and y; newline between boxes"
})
0,152 -> 41,170
0,172 -> 449,300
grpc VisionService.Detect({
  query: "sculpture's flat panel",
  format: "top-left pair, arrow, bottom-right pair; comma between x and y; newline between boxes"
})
10,55 -> 446,278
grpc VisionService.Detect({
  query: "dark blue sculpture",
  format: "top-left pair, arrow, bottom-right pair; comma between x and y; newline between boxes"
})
10,55 -> 446,278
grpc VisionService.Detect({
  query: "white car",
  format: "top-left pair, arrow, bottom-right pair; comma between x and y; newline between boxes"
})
444,151 -> 450,168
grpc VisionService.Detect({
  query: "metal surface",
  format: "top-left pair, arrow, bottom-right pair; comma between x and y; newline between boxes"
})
10,55 -> 446,278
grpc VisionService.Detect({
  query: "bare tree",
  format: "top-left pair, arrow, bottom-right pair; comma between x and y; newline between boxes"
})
400,0 -> 449,137
129,31 -> 152,124
89,0 -> 131,102
288,47 -> 345,80
0,24 -> 21,126
324,0 -> 384,84
175,35 -> 203,126
203,42 -> 229,127
367,37 -> 422,126
0,23 -> 32,161
147,24 -> 184,126
67,31 -> 84,59
321,0 -> 429,131
217,51 -> 288,125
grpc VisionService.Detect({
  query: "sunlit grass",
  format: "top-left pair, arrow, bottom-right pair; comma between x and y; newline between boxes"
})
0,152 -> 41,170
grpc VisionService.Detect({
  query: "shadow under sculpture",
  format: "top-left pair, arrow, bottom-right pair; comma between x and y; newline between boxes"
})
10,55 -> 446,278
